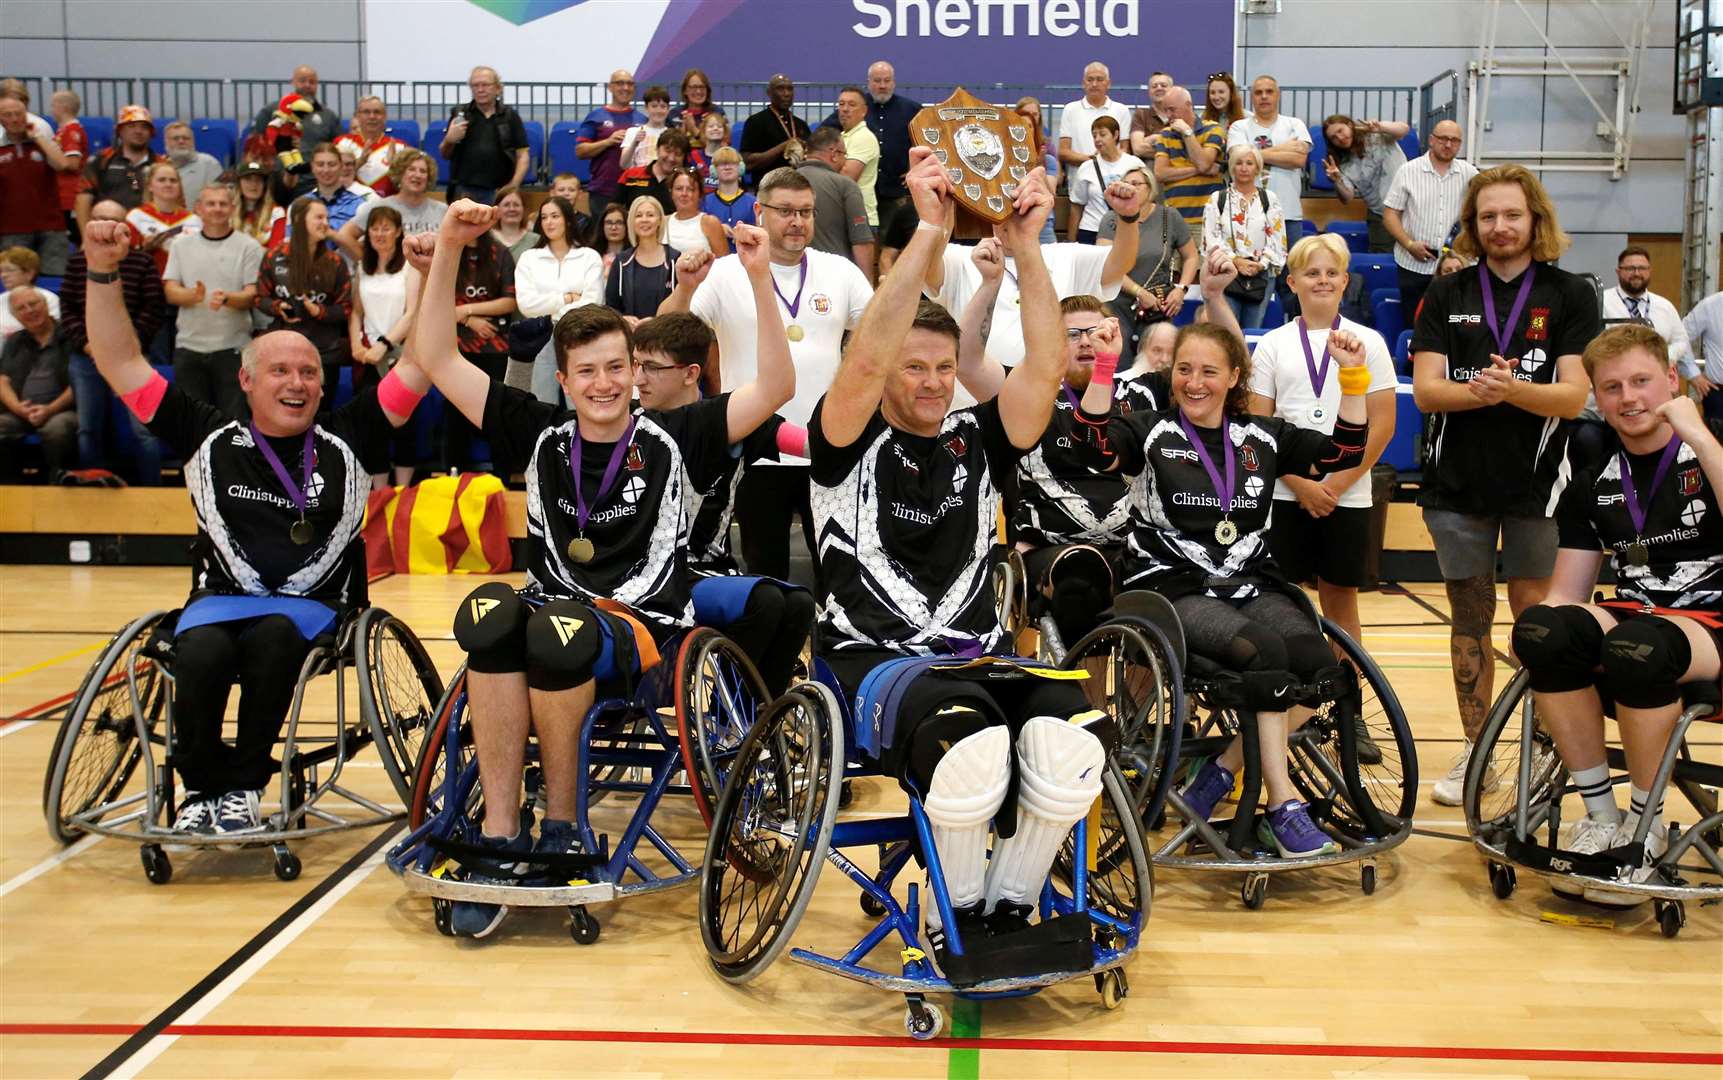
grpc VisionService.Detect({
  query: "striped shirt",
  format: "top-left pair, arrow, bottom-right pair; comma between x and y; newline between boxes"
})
1382,153 -> 1478,274
57,249 -> 166,354
1152,120 -> 1225,224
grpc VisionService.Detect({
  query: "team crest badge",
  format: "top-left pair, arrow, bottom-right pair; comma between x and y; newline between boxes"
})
625,445 -> 645,471
810,293 -> 832,316
1240,445 -> 1260,472
1526,308 -> 1549,342
1679,467 -> 1700,496
944,433 -> 968,459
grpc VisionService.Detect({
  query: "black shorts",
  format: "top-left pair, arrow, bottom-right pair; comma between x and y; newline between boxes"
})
1268,501 -> 1371,589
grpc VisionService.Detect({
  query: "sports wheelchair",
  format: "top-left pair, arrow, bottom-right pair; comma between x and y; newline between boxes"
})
1057,588 -> 1418,909
386,623 -> 771,944
42,605 -> 443,883
1465,671 -> 1722,938
696,654 -> 1151,1040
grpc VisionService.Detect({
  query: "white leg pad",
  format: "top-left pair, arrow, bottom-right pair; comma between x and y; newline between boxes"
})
922,724 -> 1011,917
984,716 -> 1106,911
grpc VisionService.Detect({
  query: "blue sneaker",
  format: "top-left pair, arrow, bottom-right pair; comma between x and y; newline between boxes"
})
1179,759 -> 1235,823
1261,800 -> 1340,858
451,828 -> 531,939
531,818 -> 585,882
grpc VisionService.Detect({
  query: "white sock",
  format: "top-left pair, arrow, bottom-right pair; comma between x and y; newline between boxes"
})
1628,784 -> 1664,842
921,725 -> 1010,929
1569,763 -> 1621,824
983,717 -> 1106,913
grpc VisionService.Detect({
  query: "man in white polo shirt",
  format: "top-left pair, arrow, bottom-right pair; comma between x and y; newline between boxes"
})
660,165 -> 873,581
1057,62 -> 1132,238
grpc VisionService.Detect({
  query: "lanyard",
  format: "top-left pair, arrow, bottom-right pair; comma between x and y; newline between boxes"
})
770,255 -> 809,318
252,425 -> 314,519
1618,437 -> 1683,538
569,417 -> 638,536
1298,314 -> 1342,396
1479,262 -> 1536,356
1177,411 -> 1235,516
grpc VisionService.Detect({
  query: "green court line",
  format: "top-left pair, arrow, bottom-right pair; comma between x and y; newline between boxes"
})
947,998 -> 982,1080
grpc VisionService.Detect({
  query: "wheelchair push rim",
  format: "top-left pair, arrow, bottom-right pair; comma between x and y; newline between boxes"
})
675,627 -> 772,828
356,608 -> 445,805
1061,616 -> 1184,826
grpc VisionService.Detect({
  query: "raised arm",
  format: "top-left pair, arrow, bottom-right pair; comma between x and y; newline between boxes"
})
1197,246 -> 1245,349
405,200 -> 502,428
955,237 -> 1008,403
995,167 -> 1072,449
1097,181 -> 1141,293
723,223 -> 795,441
656,249 -> 713,315
79,222 -> 157,396
822,146 -> 951,449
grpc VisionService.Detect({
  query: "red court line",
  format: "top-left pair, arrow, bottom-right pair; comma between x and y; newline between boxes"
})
2,685 -> 77,723
2,1022 -> 1718,1066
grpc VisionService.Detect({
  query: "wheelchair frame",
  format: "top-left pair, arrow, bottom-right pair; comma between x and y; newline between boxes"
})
41,606 -> 443,884
1465,668 -> 1723,939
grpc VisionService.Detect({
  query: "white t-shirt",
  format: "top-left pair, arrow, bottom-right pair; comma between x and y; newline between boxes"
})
931,242 -> 1120,369
1227,113 -> 1312,221
688,249 -> 873,456
357,266 -> 411,342
1247,315 -> 1397,508
1069,152 -> 1145,232
1057,97 -> 1133,187
162,229 -> 264,353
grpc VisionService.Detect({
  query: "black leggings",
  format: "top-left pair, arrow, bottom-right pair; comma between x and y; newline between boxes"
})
1173,591 -> 1331,678
718,580 -> 817,695
171,616 -> 312,794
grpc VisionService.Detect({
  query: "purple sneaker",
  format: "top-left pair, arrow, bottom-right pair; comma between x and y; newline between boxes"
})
1261,800 -> 1339,858
1178,759 -> 1235,823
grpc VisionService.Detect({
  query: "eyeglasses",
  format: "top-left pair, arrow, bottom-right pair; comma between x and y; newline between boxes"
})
1065,326 -> 1104,341
760,203 -> 814,220
638,361 -> 688,375
1430,134 -> 1462,144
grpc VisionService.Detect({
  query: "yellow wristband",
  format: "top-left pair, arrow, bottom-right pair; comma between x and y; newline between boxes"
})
1336,366 -> 1371,396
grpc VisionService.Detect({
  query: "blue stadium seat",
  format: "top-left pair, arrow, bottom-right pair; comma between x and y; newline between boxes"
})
1173,294 -> 1202,327
1300,219 -> 1318,240
1380,379 -> 1423,472
383,118 -> 421,148
1307,127 -> 1333,192
1394,329 -> 1414,374
191,118 -> 239,165
1373,295 -> 1404,349
423,122 -> 452,183
522,120 -> 545,183
1263,288 -> 1285,328
333,366 -> 355,409
1369,286 -> 1401,313
147,119 -> 175,157
83,116 -> 114,154
1326,220 -> 1368,253
1350,252 -> 1397,297
36,275 -> 63,294
1244,329 -> 1268,354
547,121 -> 589,182
1399,125 -> 1420,162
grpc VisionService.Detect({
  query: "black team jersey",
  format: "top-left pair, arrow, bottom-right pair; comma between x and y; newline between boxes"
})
1013,375 -> 1161,548
685,415 -> 783,574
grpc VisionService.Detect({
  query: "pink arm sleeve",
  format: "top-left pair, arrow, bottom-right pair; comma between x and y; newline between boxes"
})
776,422 -> 809,459
120,371 -> 169,423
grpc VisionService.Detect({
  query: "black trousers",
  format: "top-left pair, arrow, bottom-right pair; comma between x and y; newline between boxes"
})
171,616 -> 311,794
716,579 -> 817,695
735,464 -> 818,588
173,347 -> 247,420
1397,266 -> 1434,319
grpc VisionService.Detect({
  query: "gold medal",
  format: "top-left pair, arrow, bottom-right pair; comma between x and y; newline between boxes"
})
1214,518 -> 1239,546
566,536 -> 595,564
1625,540 -> 1648,568
786,324 -> 804,342
290,518 -> 314,545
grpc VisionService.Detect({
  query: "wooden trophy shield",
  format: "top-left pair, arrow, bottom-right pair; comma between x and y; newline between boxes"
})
911,88 -> 1036,230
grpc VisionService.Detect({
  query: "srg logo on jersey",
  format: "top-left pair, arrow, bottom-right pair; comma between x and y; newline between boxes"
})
809,293 -> 833,316
1597,492 -> 1625,506
1159,446 -> 1198,463
231,427 -> 256,449
1449,313 -> 1482,324
892,443 -> 920,472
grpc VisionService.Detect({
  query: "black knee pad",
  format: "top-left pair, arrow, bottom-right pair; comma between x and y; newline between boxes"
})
1229,621 -> 1289,672
1598,616 -> 1691,709
523,600 -> 602,692
1283,633 -> 1334,681
780,586 -> 817,637
453,582 -> 529,673
1239,668 -> 1301,711
1512,604 -> 1605,694
900,692 -> 1007,800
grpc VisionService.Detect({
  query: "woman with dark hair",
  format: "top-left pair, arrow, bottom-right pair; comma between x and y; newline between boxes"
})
515,194 -> 604,403
1073,250 -> 1373,857
1321,114 -> 1410,252
597,202 -> 629,281
348,203 -> 420,485
256,197 -> 351,398
1013,96 -> 1062,244
489,189 -> 539,261
667,67 -> 725,134
1203,73 -> 1245,130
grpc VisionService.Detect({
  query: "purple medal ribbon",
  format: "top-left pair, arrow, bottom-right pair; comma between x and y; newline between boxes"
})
251,424 -> 315,519
1298,314 -> 1342,396
1618,436 -> 1683,537
569,417 -> 639,536
770,254 -> 809,319
1479,262 -> 1537,356
1177,411 -> 1236,518
1061,383 -> 1081,409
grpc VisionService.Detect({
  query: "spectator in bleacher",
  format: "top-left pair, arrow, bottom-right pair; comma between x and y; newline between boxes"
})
161,121 -> 222,206
617,129 -> 691,215
445,222 -> 517,470
0,93 -> 73,276
0,247 -> 62,337
340,149 -> 447,252
834,87 -> 881,231
1202,144 -> 1286,329
514,194 -> 602,402
666,169 -> 728,259
127,162 -> 199,279
1151,85 -> 1225,227
1098,168 -> 1196,356
1226,76 -> 1310,256
48,91 -> 87,241
0,287 -> 76,482
576,69 -> 647,222
692,112 -> 730,194
1132,319 -> 1177,375
1058,62 -> 1133,235
1321,115 -> 1410,253
299,142 -> 370,251
250,66 -> 339,153
798,128 -> 874,276
1411,163 -> 1596,805
741,74 -> 811,179
1383,120 -> 1476,315
0,81 -> 52,138
668,67 -> 725,135
702,146 -> 754,246
846,61 -> 920,229
60,199 -> 164,483
1684,290 -> 1723,417
76,105 -> 162,233
1128,71 -> 1176,156
257,196 -> 352,399
547,172 -> 593,243
161,183 -> 261,420
440,65 -> 529,205
234,161 -> 283,248
1203,72 -> 1245,133
605,197 -> 679,322
1601,246 -> 1693,375
1069,117 -> 1145,244
619,85 -> 672,173
336,142 -> 379,202
489,190 -> 538,262
349,203 -> 421,485
335,96 -> 405,198
597,202 -> 628,281
1014,96 -> 1061,244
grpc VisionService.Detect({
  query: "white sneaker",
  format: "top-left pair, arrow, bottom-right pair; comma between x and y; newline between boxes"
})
1551,815 -> 1619,899
1582,814 -> 1670,907
171,793 -> 216,834
1432,741 -> 1492,807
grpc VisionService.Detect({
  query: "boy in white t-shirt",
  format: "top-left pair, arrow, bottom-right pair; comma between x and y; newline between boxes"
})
620,86 -> 672,172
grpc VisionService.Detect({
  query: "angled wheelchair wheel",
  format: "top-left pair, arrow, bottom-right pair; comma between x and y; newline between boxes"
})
675,627 -> 771,827
1062,617 -> 1184,823
698,681 -> 844,984
409,667 -> 476,832
992,550 -> 1029,650
1054,763 -> 1154,924
43,611 -> 169,844
1464,669 -> 1564,848
356,607 -> 445,804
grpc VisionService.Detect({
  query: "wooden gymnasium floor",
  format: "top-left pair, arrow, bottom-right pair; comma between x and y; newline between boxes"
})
0,566 -> 1718,1080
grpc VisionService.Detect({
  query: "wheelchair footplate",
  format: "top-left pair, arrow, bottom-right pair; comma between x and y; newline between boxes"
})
404,834 -> 620,906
